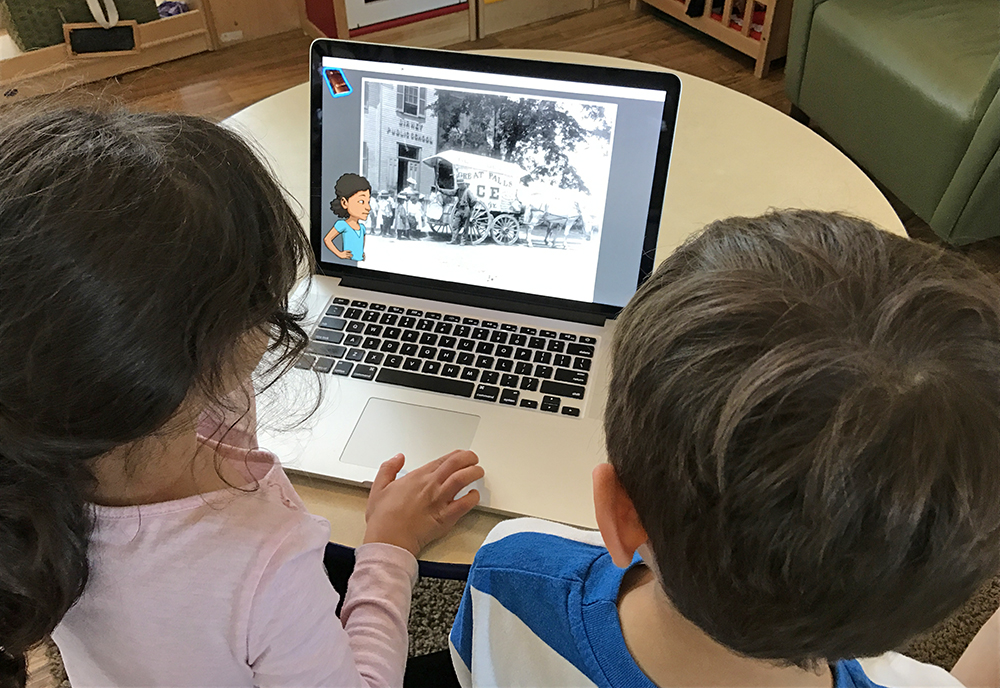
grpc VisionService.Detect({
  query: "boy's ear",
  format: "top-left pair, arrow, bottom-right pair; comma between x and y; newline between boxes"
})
593,463 -> 648,568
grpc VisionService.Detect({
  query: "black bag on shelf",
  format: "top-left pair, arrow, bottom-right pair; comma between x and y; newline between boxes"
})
0,0 -> 159,52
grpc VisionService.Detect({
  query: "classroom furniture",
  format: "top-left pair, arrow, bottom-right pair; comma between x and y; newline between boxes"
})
476,0 -> 595,37
223,49 -> 905,563
785,0 -> 1000,244
300,0 -> 477,48
629,0 -> 794,77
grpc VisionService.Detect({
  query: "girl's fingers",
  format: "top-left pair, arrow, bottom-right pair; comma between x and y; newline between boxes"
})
371,453 -> 404,493
433,450 -> 479,481
440,464 -> 486,501
441,489 -> 480,526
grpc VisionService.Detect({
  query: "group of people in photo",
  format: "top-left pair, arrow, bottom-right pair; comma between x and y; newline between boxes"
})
366,179 -> 474,244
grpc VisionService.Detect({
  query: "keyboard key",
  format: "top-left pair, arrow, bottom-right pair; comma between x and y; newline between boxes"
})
514,348 -> 533,361
555,368 -> 589,385
344,334 -> 363,347
434,322 -> 453,334
463,317 -> 480,325
461,367 -> 480,381
362,337 -> 380,350
425,312 -> 442,320
352,364 -> 377,380
475,355 -> 495,369
510,334 -> 527,346
401,330 -> 420,343
501,323 -> 518,332
333,360 -> 353,376
500,373 -> 519,388
295,354 -> 316,370
347,348 -> 365,361
369,303 -> 386,312
567,343 -> 595,357
383,327 -> 402,339
442,364 -> 460,377
439,336 -> 457,349
476,342 -> 494,355
380,340 -> 400,353
399,316 -> 417,329
475,384 -> 500,402
326,305 -> 345,317
519,399 -> 538,409
384,354 -> 403,368
520,377 -> 539,392
313,357 -> 334,374
496,359 -> 514,372
345,308 -> 363,320
533,351 -> 552,365
420,333 -> 438,346
351,300 -> 368,308
541,380 -> 585,400
482,320 -> 498,329
561,406 -> 581,417
438,349 -> 456,363
406,309 -> 423,317
388,306 -> 405,314
418,346 -> 437,359
454,325 -> 472,338
365,351 -> 384,365
514,361 -> 533,375
528,337 -> 546,349
559,333 -> 577,341
490,330 -> 508,344
496,345 -> 513,358
376,369 -> 474,398
347,321 -> 364,333
362,311 -> 380,323
322,317 -> 346,331
580,336 -> 597,345
417,319 -> 434,332
333,297 -> 350,305
307,342 -> 345,358
520,326 -> 537,335
380,313 -> 398,325
401,343 -> 418,356
546,340 -> 565,353
422,360 -> 441,375
472,328 -> 489,340
500,388 -> 520,405
444,314 -> 461,322
313,329 -> 344,344
364,324 -> 383,336
481,371 -> 499,385
540,330 -> 557,338
403,357 -> 422,371
457,352 -> 475,366
541,395 -> 561,412
534,365 -> 554,379
573,357 -> 592,371
457,339 -> 476,352
554,354 -> 572,368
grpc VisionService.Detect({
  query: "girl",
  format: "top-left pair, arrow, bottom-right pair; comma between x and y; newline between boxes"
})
324,173 -> 371,261
0,103 -> 482,688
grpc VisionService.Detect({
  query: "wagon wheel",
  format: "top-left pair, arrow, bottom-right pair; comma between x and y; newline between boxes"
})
490,214 -> 521,246
468,202 -> 491,244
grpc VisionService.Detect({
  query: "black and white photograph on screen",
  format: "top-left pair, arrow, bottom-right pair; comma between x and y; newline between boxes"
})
353,78 -> 618,303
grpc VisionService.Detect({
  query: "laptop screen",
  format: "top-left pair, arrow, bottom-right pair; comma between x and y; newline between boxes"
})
310,42 -> 680,322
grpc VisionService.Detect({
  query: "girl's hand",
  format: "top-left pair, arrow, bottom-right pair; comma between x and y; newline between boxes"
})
363,451 -> 483,557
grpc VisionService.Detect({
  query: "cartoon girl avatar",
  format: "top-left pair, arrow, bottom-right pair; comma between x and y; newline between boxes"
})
324,173 -> 371,261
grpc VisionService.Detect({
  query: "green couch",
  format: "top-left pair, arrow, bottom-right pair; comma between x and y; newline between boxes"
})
785,0 -> 999,244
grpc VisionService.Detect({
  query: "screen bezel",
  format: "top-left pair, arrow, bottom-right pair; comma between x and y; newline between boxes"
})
309,39 -> 680,325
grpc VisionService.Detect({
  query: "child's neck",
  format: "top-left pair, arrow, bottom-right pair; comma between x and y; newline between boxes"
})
618,566 -> 832,688
89,408 -> 245,507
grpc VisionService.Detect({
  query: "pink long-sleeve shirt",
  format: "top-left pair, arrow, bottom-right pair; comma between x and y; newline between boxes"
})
52,421 -> 417,688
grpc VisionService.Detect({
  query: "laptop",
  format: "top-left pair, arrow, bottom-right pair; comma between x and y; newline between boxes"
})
257,40 -> 681,528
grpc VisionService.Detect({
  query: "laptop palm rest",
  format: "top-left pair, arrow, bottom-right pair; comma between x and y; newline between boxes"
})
340,398 -> 480,470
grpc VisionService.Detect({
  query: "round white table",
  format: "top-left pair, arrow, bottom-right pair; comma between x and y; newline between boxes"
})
224,50 -> 905,564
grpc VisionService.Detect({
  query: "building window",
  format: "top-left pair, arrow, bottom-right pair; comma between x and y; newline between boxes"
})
396,85 -> 426,117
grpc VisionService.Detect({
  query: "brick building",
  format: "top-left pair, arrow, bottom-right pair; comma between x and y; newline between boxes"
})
362,80 -> 440,195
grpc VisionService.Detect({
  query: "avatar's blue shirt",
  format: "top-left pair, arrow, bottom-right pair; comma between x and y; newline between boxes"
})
334,219 -> 365,260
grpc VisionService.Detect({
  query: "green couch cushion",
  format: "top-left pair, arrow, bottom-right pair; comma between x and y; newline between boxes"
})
797,0 -> 999,221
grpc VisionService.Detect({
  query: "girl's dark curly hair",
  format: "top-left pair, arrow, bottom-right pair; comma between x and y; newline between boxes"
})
0,102 -> 313,687
330,173 -> 371,218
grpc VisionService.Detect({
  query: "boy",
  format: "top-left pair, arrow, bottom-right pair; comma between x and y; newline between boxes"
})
450,210 -> 1000,687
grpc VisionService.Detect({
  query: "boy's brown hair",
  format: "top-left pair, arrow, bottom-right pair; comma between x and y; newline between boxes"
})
605,210 -> 1000,666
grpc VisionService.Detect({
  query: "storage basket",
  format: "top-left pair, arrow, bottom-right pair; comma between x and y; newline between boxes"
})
0,0 -> 159,51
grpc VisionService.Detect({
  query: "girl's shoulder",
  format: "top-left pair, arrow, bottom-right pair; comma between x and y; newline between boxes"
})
333,218 -> 351,231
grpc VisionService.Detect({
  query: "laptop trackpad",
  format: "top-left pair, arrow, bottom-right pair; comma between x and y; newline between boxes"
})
340,398 -> 480,469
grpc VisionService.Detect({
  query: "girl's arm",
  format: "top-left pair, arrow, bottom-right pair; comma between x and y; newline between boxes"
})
324,228 -> 352,259
952,608 -> 1000,688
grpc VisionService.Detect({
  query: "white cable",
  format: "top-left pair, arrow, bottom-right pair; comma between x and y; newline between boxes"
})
85,0 -> 120,28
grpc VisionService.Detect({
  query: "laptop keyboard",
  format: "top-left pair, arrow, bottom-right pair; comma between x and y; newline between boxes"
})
295,297 -> 596,417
